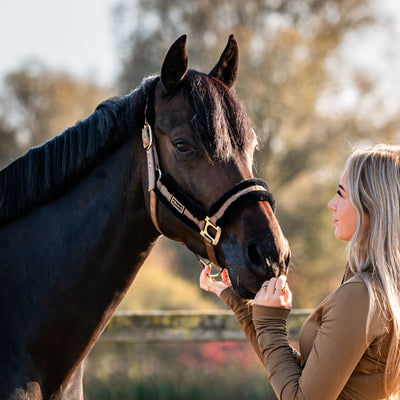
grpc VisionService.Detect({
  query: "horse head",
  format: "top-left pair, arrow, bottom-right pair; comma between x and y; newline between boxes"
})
141,35 -> 290,298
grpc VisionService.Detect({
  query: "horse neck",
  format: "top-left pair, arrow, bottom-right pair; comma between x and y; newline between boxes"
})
36,137 -> 159,322
0,134 -> 159,395
61,138 -> 159,306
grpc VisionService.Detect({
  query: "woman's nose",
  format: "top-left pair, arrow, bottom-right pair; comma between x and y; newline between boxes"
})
328,198 -> 336,211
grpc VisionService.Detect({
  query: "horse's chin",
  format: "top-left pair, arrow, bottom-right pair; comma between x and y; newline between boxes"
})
225,267 -> 253,299
234,285 -> 256,299
229,264 -> 287,299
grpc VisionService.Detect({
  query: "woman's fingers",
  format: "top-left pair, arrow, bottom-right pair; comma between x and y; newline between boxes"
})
285,286 -> 292,305
199,263 -> 232,297
254,275 -> 292,310
221,269 -> 231,286
274,275 -> 287,296
199,264 -> 212,291
266,277 -> 277,296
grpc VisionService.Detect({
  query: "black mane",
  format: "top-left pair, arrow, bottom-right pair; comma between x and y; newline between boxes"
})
0,84 -> 149,226
0,72 -> 255,226
181,70 -> 257,162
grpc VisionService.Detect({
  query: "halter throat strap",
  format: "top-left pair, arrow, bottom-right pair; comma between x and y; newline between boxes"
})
142,122 -> 275,266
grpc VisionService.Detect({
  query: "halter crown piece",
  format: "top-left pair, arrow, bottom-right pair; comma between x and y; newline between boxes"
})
142,121 -> 276,268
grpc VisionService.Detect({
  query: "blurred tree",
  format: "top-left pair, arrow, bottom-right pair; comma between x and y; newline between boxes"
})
118,237 -> 220,311
113,0 -> 400,307
0,117 -> 20,169
0,62 -> 114,170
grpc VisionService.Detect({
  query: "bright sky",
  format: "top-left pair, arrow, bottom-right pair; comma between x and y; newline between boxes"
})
1,0 -> 400,103
0,0 -> 120,86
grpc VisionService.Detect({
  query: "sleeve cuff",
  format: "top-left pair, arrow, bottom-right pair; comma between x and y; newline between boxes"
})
253,304 -> 290,325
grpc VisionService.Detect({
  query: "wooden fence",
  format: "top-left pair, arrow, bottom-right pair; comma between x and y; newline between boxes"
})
99,309 -> 312,343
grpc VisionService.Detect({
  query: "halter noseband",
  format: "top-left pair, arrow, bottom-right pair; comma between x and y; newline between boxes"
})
142,122 -> 276,267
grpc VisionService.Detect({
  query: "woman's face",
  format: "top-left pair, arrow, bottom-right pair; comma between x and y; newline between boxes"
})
328,171 -> 368,241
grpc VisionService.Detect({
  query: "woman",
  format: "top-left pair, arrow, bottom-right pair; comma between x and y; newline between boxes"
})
200,144 -> 400,399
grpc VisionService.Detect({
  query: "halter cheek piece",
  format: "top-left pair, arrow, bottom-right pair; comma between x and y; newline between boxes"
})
142,122 -> 276,271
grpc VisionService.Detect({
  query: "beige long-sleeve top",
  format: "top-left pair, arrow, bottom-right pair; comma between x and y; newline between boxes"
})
220,274 -> 392,400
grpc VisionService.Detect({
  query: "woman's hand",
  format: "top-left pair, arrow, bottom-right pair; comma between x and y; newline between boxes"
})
199,263 -> 232,297
253,275 -> 292,310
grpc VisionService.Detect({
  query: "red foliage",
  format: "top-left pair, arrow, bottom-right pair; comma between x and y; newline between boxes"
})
177,341 -> 261,373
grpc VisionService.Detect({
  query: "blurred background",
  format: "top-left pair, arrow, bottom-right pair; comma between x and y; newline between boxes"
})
1,0 -> 400,398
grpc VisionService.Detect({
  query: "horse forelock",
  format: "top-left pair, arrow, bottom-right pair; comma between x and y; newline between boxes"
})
143,72 -> 256,164
0,89 -> 146,226
181,70 -> 257,163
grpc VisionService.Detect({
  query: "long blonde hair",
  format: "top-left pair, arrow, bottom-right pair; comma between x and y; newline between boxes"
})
346,144 -> 400,397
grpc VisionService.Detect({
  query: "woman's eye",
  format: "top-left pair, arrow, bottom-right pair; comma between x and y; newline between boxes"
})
175,142 -> 192,154
337,189 -> 344,198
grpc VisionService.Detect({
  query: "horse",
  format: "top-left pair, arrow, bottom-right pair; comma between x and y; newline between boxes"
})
0,35 -> 290,399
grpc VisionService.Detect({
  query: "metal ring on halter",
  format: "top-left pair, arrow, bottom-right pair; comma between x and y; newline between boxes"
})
196,254 -> 224,278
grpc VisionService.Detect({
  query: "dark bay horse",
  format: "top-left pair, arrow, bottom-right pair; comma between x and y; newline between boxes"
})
0,35 -> 290,399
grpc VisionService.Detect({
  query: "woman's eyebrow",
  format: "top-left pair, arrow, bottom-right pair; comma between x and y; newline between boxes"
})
339,184 -> 346,192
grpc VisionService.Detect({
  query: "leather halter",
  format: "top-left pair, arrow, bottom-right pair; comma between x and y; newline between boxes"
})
142,122 -> 275,267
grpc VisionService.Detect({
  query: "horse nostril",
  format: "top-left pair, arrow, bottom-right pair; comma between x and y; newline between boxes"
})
247,242 -> 263,265
245,241 -> 273,279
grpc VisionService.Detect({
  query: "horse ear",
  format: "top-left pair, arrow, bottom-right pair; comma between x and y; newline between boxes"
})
161,35 -> 189,94
208,34 -> 238,88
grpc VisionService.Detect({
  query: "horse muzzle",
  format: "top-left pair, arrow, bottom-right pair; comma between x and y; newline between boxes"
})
244,236 -> 290,279
219,201 -> 291,299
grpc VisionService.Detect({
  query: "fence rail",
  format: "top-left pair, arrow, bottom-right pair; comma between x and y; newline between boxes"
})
99,309 -> 312,343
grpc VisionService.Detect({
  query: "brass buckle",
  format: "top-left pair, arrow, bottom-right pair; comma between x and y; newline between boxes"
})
200,217 -> 222,246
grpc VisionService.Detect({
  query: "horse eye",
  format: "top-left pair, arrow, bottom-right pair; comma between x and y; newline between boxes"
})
175,142 -> 192,154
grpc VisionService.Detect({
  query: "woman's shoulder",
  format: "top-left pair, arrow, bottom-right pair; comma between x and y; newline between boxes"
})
341,273 -> 369,290
320,273 -> 369,306
340,273 -> 381,306
321,274 -> 370,313
324,273 -> 389,340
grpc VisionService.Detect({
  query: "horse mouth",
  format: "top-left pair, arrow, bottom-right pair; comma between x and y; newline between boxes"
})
227,259 -> 289,299
234,285 -> 257,299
